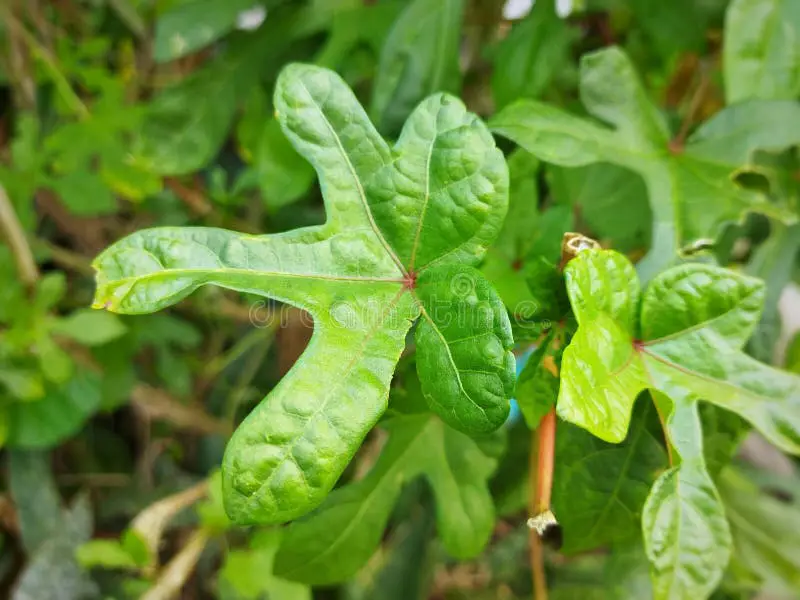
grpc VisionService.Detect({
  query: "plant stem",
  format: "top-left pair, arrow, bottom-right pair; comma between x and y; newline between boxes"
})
529,427 -> 549,600
0,183 -> 39,289
535,410 -> 556,513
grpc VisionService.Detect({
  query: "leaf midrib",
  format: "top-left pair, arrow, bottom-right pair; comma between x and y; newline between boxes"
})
297,80 -> 407,277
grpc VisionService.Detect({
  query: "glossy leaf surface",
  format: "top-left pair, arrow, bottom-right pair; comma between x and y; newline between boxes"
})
93,64 -> 511,524
558,248 -> 800,599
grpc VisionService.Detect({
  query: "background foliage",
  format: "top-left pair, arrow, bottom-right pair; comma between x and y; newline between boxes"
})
1,0 -> 800,599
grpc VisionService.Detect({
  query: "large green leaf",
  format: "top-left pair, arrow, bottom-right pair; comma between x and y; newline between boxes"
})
273,414 -> 497,584
93,64 -> 510,525
371,0 -> 464,135
557,248 -> 800,599
724,0 -> 800,103
491,47 -> 800,279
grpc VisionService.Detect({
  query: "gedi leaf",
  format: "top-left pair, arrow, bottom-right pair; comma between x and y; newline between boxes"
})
557,248 -> 800,600
91,64 -> 513,525
491,46 -> 800,279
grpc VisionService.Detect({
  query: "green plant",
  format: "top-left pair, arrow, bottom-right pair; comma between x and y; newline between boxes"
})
3,1 -> 800,599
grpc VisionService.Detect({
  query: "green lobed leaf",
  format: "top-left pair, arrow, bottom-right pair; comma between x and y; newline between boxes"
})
491,47 -> 800,280
724,0 -> 800,103
371,0 -> 464,135
273,413 -> 497,585
557,247 -> 800,598
93,63 -> 510,525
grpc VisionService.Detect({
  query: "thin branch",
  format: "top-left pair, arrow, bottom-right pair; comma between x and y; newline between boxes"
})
0,183 -> 39,289
131,479 -> 209,575
131,384 -> 232,436
141,528 -> 210,600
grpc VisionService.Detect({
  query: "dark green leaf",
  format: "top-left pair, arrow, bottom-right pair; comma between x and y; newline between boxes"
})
273,414 -> 497,584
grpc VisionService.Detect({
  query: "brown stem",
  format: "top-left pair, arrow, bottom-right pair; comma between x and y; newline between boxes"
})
529,428 -> 548,600
0,183 -> 39,290
535,409 -> 556,513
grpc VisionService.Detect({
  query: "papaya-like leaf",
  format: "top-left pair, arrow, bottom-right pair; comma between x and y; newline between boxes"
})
92,64 -> 510,525
557,247 -> 800,599
273,414 -> 497,585
491,47 -> 800,279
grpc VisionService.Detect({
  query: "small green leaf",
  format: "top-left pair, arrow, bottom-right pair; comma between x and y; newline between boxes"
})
415,265 -> 515,433
724,0 -> 800,103
51,309 -> 127,347
253,119 -> 315,212
548,163 -> 651,253
273,414 -> 497,584
76,539 -> 139,570
371,0 -> 464,134
153,0 -> 262,63
93,63 -> 510,525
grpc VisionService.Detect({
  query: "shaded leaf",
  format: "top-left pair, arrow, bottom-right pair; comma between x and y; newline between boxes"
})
273,414 -> 497,584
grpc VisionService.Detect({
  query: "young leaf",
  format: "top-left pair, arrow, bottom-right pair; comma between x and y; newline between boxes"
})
515,327 -> 563,429
92,64 -> 510,525
273,414 -> 497,584
724,0 -> 800,103
557,248 -> 800,598
371,0 -> 464,135
491,47 -> 800,279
